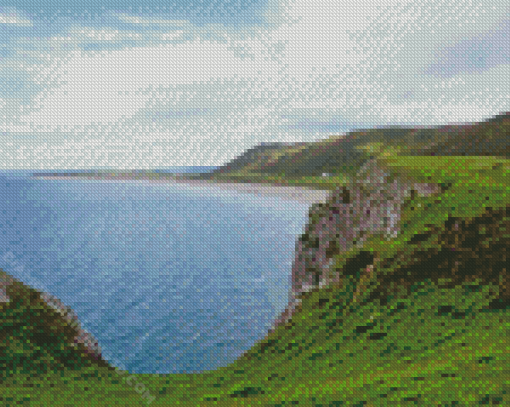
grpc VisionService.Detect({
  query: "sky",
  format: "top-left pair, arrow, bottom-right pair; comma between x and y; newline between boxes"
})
0,0 -> 508,169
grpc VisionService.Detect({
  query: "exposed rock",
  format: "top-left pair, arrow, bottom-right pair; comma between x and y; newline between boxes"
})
0,288 -> 8,303
39,291 -> 103,360
0,272 -> 15,304
0,271 -> 103,361
268,158 -> 442,333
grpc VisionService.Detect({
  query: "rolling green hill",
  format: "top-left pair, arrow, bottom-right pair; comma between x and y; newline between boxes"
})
1,113 -> 509,406
203,111 -> 509,181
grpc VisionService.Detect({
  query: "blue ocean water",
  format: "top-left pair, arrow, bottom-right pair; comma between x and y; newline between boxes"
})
0,168 -> 313,374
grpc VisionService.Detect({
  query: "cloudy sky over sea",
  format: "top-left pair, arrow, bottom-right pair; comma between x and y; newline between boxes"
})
0,0 -> 508,169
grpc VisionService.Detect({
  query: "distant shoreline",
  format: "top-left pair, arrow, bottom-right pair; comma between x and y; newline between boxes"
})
32,175 -> 332,204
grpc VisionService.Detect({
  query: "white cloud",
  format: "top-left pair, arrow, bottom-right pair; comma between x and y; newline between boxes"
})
16,34 -> 283,132
69,28 -> 142,42
1,0 -> 508,168
0,13 -> 32,27
159,31 -> 185,41
117,14 -> 189,27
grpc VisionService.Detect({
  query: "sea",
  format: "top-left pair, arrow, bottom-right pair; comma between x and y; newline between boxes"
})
0,167 -> 315,374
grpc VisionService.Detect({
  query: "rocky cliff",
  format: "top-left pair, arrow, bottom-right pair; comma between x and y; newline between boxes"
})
268,156 -> 509,334
267,158 -> 440,332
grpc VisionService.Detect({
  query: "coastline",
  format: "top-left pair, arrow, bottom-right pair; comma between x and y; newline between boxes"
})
32,175 -> 333,205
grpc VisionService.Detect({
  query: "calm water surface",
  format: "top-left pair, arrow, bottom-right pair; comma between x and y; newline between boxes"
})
0,169 -> 313,374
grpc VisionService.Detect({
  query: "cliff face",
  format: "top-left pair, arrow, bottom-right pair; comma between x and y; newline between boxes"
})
268,158 -> 443,333
268,156 -> 510,335
37,291 -> 102,360
0,270 -> 105,367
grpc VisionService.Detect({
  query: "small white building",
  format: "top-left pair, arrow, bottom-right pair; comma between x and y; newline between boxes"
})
322,172 -> 333,177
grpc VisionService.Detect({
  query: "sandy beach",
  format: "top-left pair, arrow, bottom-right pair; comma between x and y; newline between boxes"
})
33,176 -> 333,205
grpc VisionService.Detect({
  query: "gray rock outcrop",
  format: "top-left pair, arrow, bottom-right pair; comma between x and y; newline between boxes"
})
39,291 -> 103,360
268,158 -> 442,333
0,272 -> 15,304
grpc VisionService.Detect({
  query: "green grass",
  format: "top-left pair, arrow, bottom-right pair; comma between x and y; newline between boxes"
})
2,154 -> 509,406
1,277 -> 508,406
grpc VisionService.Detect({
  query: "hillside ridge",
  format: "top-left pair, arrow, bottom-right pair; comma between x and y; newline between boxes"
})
204,111 -> 509,179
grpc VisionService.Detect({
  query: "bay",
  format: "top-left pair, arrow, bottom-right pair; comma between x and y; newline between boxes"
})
0,169 -> 312,374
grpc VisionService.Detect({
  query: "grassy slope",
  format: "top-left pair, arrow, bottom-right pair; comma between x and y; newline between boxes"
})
2,128 -> 510,405
204,111 -> 509,181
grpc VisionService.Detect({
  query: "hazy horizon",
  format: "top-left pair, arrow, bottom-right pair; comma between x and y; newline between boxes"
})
0,166 -> 219,173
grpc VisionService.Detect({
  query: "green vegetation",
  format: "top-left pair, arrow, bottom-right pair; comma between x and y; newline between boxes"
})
203,111 -> 509,180
3,113 -> 510,405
